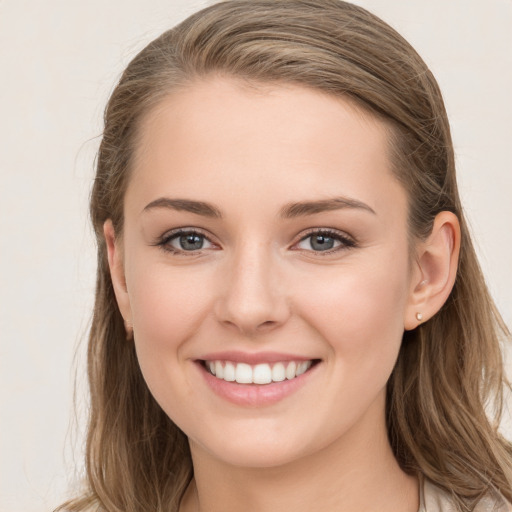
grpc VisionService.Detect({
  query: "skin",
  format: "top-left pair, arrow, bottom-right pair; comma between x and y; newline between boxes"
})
105,77 -> 460,512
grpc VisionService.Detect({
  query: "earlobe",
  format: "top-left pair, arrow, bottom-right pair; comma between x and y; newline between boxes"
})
103,220 -> 133,332
404,211 -> 461,330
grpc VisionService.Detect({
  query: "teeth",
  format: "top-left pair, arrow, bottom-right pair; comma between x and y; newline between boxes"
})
253,364 -> 272,384
271,362 -> 286,382
215,360 -> 224,379
296,362 -> 309,376
235,363 -> 252,384
223,361 -> 235,382
285,361 -> 296,380
205,360 -> 313,384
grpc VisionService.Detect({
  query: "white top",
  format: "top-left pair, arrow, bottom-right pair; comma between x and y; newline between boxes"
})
420,476 -> 512,511
73,475 -> 512,512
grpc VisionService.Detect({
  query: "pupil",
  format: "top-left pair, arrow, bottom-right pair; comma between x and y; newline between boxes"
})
311,235 -> 334,251
180,234 -> 203,250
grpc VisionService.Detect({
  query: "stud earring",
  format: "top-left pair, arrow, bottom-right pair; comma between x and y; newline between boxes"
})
416,312 -> 423,322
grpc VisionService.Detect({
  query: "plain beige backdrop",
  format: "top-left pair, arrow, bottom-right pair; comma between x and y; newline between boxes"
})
0,1 -> 511,510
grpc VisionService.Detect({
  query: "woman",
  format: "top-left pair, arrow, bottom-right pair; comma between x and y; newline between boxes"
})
57,1 -> 512,511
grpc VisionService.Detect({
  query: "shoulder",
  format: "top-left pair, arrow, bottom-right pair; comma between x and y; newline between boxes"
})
420,476 -> 512,512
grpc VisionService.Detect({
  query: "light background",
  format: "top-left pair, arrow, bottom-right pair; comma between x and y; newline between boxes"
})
0,1 -> 511,510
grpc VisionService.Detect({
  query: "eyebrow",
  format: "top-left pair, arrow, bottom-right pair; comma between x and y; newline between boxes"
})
279,197 -> 376,218
142,196 -> 376,218
143,198 -> 223,218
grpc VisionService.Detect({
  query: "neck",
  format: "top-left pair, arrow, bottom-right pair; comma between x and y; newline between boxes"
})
180,394 -> 419,512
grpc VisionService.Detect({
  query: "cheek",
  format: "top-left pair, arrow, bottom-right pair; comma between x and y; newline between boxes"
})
127,260 -> 213,362
125,260 -> 217,421
295,253 -> 410,369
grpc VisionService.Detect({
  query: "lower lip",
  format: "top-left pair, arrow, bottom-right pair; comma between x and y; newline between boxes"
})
195,361 -> 320,406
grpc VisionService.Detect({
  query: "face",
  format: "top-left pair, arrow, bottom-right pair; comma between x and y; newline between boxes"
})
108,77 -> 420,469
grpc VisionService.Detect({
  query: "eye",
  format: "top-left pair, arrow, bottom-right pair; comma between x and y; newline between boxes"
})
294,229 -> 356,254
157,229 -> 215,254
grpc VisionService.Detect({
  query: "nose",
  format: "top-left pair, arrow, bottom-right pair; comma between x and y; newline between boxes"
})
214,242 -> 291,336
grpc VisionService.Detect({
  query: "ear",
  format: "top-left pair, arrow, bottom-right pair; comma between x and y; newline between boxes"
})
104,219 -> 133,335
404,211 -> 461,330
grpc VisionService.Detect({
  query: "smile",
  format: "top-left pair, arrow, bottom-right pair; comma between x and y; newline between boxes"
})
195,354 -> 321,406
203,360 -> 314,384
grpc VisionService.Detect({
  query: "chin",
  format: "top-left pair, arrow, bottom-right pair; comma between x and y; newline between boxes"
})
188,420 -> 337,470
201,441 -> 309,469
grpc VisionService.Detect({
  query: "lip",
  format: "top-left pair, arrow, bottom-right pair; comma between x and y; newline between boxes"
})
196,350 -> 315,365
194,357 -> 321,407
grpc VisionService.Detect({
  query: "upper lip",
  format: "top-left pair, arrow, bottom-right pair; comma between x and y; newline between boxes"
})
196,351 -> 318,365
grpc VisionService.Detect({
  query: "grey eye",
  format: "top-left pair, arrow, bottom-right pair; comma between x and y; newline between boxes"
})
180,233 -> 204,250
295,230 -> 355,253
305,234 -> 338,251
168,232 -> 213,251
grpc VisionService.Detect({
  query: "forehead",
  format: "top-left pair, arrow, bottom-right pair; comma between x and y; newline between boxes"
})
127,77 -> 406,222
135,77 -> 386,162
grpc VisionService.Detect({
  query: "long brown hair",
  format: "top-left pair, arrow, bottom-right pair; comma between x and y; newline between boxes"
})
58,1 -> 512,510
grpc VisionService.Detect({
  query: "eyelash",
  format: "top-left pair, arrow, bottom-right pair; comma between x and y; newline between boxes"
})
296,228 -> 357,255
155,228 -> 216,256
154,227 -> 357,257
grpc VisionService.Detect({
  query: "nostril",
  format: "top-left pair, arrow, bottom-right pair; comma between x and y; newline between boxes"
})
258,320 -> 278,329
